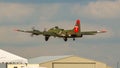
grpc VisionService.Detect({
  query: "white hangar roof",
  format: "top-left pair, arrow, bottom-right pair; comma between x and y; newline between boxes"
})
0,49 -> 28,64
28,55 -> 72,64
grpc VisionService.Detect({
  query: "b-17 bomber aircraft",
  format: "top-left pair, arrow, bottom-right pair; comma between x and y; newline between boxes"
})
15,19 -> 107,41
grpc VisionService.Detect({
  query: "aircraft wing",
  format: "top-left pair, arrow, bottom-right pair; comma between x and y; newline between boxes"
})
15,29 -> 43,36
81,30 -> 107,35
15,29 -> 31,33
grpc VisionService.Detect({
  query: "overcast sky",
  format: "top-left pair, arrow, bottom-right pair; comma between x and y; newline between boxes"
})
0,0 -> 120,68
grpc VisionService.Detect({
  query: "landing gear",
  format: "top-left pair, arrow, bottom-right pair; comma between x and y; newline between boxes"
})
80,34 -> 83,37
73,38 -> 75,41
63,37 -> 67,42
45,36 -> 49,41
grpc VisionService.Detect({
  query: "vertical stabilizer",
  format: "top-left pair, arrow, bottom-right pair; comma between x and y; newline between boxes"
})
73,19 -> 81,35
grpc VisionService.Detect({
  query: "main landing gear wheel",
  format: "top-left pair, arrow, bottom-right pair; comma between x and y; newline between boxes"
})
63,37 -> 67,42
45,36 -> 49,41
80,34 -> 83,37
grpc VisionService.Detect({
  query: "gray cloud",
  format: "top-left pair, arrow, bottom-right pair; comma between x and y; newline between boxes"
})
71,0 -> 120,19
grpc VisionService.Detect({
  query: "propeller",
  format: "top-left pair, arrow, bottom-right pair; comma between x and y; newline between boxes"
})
44,28 -> 47,32
32,27 -> 35,31
31,27 -> 36,37
31,33 -> 34,37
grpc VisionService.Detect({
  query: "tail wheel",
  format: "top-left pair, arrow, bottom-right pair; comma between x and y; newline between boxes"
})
63,37 -> 67,42
73,38 -> 75,41
45,36 -> 49,41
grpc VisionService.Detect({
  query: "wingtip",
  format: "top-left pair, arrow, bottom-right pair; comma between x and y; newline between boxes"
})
13,29 -> 20,31
101,29 -> 107,33
97,29 -> 107,33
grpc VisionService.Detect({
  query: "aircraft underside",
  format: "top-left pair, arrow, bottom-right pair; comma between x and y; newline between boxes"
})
44,34 -> 83,42
62,34 -> 83,41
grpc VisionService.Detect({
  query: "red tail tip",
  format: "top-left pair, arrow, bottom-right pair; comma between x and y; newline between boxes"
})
76,19 -> 80,24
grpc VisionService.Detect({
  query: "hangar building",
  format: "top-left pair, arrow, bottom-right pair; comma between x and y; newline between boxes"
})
28,55 -> 111,68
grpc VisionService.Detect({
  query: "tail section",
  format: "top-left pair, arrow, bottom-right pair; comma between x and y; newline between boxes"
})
73,19 -> 81,35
